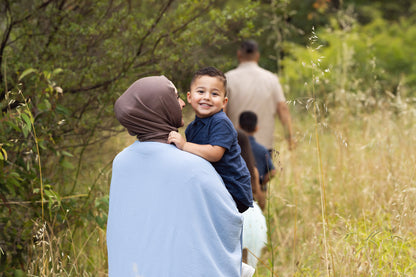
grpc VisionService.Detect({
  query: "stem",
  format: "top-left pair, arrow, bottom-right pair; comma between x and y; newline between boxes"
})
312,71 -> 330,277
19,89 -> 46,275
19,91 -> 44,219
266,175 -> 274,276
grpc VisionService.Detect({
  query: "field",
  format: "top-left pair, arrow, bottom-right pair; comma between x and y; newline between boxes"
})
19,98 -> 416,276
255,102 -> 416,276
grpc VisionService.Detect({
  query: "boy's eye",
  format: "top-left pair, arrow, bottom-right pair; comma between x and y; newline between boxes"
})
212,92 -> 219,96
197,90 -> 204,94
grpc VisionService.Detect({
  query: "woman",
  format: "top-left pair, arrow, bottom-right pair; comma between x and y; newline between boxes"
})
106,76 -> 243,276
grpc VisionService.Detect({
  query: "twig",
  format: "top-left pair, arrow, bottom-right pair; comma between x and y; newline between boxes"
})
0,194 -> 88,205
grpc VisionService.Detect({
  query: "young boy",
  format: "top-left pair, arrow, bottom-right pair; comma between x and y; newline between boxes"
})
168,67 -> 253,213
239,111 -> 276,189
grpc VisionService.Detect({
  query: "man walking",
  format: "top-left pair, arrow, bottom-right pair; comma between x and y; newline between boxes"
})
225,40 -> 295,151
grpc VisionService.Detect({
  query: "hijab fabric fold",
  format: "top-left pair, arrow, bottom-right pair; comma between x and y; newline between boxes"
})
114,76 -> 183,143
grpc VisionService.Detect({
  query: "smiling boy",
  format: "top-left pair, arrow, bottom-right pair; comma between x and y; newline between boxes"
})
168,67 -> 253,213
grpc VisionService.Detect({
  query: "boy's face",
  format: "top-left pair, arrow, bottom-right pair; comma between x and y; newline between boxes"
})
187,75 -> 228,118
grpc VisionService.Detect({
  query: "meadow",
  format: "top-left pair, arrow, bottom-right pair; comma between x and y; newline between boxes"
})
3,87 -> 411,277
33,99 -> 416,276
255,98 -> 416,276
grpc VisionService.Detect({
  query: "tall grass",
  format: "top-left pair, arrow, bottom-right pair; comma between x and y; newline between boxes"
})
19,43 -> 416,276
22,96 -> 416,276
255,100 -> 416,276
23,133 -> 126,276
252,26 -> 416,276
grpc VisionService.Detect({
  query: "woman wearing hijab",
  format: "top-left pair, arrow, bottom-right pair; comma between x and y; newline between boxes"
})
106,76 -> 244,276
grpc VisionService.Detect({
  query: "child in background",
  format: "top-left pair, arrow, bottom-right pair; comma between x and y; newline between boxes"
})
168,66 -> 253,213
239,111 -> 276,190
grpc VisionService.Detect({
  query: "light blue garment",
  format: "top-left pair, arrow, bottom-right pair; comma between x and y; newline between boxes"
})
107,141 -> 243,277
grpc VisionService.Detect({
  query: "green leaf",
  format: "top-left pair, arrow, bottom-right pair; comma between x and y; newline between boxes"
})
61,151 -> 74,157
52,68 -> 63,75
18,68 -> 37,81
13,269 -> 25,277
56,105 -> 70,116
0,148 -> 7,161
22,124 -> 30,138
21,113 -> 32,126
43,99 -> 51,110
6,120 -> 20,132
60,159 -> 75,169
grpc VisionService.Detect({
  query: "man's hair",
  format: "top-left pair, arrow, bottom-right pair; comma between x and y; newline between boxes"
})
239,40 -> 259,59
239,111 -> 258,133
190,66 -> 227,95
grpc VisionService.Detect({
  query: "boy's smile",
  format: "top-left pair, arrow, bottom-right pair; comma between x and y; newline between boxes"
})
187,75 -> 228,118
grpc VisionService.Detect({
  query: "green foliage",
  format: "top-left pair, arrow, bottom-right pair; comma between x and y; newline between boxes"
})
0,69 -> 69,272
282,10 -> 416,111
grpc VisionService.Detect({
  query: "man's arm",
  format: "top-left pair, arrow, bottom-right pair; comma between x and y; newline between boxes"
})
276,102 -> 295,150
168,131 -> 225,162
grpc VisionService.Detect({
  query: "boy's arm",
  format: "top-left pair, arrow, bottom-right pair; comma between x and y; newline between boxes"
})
168,131 -> 225,162
251,167 -> 266,211
262,169 -> 276,185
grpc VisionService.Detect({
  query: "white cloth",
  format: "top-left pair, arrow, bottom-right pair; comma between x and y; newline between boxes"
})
107,141 -> 243,277
241,262 -> 256,277
226,62 -> 286,149
242,201 -> 268,268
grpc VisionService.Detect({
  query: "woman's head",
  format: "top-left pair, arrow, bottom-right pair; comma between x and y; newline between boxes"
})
114,76 -> 185,143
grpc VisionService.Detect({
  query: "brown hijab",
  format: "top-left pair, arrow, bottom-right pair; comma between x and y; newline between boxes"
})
114,76 -> 183,143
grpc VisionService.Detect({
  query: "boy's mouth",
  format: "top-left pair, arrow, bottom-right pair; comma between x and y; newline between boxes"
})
199,103 -> 212,108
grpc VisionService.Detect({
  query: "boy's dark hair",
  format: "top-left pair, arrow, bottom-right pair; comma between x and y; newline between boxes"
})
239,111 -> 257,133
191,66 -> 227,95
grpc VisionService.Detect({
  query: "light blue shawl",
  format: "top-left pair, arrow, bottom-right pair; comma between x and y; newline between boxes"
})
107,141 -> 243,276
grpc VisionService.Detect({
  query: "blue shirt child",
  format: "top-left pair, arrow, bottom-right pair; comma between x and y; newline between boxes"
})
248,136 -> 275,185
186,111 -> 253,213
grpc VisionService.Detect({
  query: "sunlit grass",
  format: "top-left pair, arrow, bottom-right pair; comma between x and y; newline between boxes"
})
23,100 -> 416,276
255,105 -> 416,276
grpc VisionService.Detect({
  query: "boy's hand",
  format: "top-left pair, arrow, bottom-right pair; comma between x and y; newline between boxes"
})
168,131 -> 186,150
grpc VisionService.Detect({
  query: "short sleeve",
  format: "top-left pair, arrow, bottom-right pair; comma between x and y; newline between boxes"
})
208,117 -> 236,151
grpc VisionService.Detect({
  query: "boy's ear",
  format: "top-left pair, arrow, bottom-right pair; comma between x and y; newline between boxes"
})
186,91 -> 191,103
223,97 -> 228,105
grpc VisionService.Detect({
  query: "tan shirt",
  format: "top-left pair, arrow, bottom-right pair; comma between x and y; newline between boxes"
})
225,62 -> 285,149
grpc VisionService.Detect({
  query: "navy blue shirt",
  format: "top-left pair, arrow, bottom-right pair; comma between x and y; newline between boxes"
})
248,136 -> 275,184
185,111 -> 253,213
